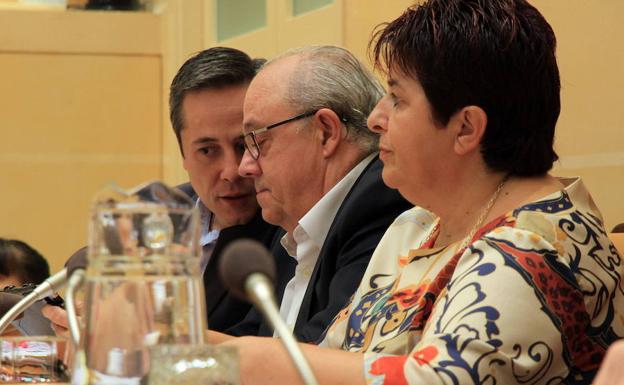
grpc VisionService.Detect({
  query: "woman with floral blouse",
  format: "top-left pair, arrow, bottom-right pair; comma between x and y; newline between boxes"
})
224,1 -> 624,384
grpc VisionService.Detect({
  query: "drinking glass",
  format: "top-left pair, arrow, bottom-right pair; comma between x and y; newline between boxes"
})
147,344 -> 239,385
66,182 -> 206,385
0,336 -> 70,384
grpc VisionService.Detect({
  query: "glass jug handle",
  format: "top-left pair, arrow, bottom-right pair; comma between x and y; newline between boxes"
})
65,270 -> 85,348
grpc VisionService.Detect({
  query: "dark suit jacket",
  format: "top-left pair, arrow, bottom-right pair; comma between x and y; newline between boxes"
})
228,156 -> 411,342
177,183 -> 280,333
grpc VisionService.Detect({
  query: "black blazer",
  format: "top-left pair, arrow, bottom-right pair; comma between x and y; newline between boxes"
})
228,156 -> 411,342
177,183 -> 280,333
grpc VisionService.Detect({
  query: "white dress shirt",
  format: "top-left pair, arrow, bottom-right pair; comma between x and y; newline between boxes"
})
278,153 -> 376,333
197,198 -> 220,275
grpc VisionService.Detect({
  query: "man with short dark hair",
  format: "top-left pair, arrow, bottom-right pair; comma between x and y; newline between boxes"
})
165,47 -> 280,332
0,238 -> 50,289
169,47 -> 265,233
43,47 -> 279,334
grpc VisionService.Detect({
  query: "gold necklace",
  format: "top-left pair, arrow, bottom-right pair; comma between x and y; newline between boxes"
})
419,220 -> 440,249
457,175 -> 509,251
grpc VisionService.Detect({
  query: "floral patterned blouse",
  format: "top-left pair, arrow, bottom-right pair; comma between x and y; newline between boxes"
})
320,178 -> 623,385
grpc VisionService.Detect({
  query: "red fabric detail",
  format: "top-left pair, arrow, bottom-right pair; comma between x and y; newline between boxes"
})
369,355 -> 409,385
412,345 -> 439,366
389,284 -> 427,308
467,215 -> 513,250
402,247 -> 464,330
496,241 -> 606,370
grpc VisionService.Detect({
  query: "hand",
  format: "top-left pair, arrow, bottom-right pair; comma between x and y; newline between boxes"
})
41,304 -> 79,339
207,330 -> 235,343
593,340 -> 624,385
41,304 -> 81,368
222,336 -> 311,385
222,336 -> 271,385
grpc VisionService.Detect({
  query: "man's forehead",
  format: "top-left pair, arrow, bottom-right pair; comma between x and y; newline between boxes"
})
190,133 -> 244,143
243,97 -> 296,133
244,55 -> 299,103
245,78 -> 279,104
243,88 -> 288,132
242,56 -> 300,130
181,125 -> 245,144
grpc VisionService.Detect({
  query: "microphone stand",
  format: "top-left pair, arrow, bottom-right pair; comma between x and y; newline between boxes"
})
65,269 -> 86,347
0,269 -> 67,333
246,274 -> 319,385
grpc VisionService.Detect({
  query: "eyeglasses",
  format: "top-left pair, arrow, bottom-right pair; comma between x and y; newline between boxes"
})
243,110 -> 317,160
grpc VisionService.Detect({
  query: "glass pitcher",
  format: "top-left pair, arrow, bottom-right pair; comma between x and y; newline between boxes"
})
66,181 -> 206,385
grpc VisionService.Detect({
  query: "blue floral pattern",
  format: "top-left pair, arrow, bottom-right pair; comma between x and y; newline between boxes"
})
320,178 -> 624,385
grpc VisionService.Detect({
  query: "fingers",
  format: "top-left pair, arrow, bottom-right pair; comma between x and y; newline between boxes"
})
50,321 -> 71,339
41,305 -> 69,329
72,299 -> 84,316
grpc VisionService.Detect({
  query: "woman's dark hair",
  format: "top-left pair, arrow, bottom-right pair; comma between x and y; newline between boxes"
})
371,0 -> 560,176
0,238 -> 50,285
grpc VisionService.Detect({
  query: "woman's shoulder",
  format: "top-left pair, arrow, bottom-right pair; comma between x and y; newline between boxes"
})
473,176 -> 617,288
509,177 -> 606,246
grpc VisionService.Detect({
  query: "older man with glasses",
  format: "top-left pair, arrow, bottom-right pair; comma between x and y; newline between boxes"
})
225,45 -> 411,343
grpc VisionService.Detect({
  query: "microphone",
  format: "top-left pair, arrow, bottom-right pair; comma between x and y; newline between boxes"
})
0,247 -> 88,334
66,247 -> 89,276
220,239 -> 319,385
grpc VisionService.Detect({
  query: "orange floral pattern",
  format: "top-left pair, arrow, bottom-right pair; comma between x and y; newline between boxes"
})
321,178 -> 624,385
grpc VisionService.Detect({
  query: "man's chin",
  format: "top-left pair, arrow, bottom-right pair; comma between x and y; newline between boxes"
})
258,206 -> 286,228
208,200 -> 255,227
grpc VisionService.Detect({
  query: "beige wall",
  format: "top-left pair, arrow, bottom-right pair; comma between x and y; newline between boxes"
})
1,0 -> 622,272
343,0 -> 414,65
0,7 -> 162,272
531,0 -> 624,230
349,0 -> 624,230
158,0 -> 204,186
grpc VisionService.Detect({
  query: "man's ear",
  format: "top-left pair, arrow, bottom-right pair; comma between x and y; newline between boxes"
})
315,108 -> 344,158
452,105 -> 487,156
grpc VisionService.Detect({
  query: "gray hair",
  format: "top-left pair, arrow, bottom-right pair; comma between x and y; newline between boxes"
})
267,45 -> 384,154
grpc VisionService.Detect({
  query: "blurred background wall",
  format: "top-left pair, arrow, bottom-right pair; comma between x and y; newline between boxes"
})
0,0 -> 622,272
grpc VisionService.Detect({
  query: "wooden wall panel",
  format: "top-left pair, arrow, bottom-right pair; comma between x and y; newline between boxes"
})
0,51 -> 161,272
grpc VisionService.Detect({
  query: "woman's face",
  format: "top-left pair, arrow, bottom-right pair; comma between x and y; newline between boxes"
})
368,69 -> 454,207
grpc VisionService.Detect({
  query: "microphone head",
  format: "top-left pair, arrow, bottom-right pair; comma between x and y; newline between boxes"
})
0,292 -> 23,318
219,239 -> 276,301
66,247 -> 88,276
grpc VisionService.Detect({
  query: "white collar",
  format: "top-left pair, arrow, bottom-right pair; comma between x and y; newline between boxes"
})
196,198 -> 219,247
281,153 -> 376,257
